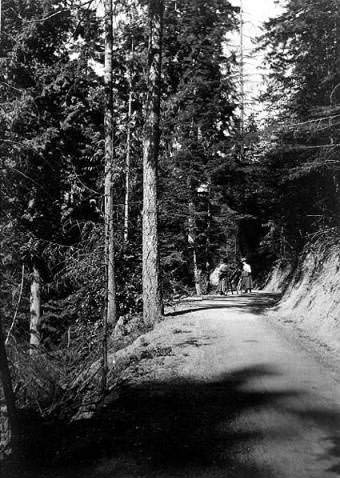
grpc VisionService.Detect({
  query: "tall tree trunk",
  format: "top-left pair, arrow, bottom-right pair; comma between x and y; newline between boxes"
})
29,265 -> 41,355
239,0 -> 245,159
330,6 -> 339,223
142,0 -> 163,326
335,0 -> 340,103
0,315 -> 19,450
205,195 -> 211,284
188,198 -> 201,296
102,0 -> 116,389
104,0 -> 116,327
124,40 -> 134,243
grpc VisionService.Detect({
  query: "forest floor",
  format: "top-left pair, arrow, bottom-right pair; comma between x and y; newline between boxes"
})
3,292 -> 340,478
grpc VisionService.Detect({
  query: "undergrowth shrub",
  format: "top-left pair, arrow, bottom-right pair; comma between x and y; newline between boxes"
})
7,323 -> 104,421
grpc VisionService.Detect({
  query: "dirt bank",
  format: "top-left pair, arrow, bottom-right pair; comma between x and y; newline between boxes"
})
265,242 -> 340,354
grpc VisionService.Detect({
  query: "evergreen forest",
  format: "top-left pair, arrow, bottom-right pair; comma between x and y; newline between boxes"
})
0,0 -> 339,470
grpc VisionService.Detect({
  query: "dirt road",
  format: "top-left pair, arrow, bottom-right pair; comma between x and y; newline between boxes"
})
97,293 -> 340,478
4,293 -> 340,477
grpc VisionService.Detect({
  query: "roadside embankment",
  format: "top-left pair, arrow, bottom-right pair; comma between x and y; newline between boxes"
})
264,241 -> 340,353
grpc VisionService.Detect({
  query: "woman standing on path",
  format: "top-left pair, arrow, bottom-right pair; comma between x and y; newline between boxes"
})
239,257 -> 253,293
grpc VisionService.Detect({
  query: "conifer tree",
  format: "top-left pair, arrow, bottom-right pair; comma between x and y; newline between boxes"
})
0,0 -> 105,344
158,0 -> 238,290
142,0 -> 164,325
250,0 -> 340,262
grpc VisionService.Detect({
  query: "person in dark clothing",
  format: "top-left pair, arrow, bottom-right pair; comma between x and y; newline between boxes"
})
217,258 -> 234,295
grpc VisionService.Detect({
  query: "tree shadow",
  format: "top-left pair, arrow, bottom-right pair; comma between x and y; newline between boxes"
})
4,362 -> 340,477
89,366 -> 340,477
290,408 -> 340,475
167,293 -> 281,318
3,364 -> 300,478
327,434 -> 340,474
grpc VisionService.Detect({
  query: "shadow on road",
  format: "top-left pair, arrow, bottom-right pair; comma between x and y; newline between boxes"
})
92,364 -> 340,478
101,365 -> 290,475
3,365 -> 300,478
292,408 -> 340,475
167,292 -> 281,318
4,362 -> 340,477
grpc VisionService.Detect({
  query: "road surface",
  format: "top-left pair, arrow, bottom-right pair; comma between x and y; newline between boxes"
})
3,293 -> 340,477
